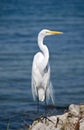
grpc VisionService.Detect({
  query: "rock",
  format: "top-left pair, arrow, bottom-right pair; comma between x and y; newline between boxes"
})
28,104 -> 84,130
80,118 -> 84,130
31,122 -> 46,130
69,104 -> 80,117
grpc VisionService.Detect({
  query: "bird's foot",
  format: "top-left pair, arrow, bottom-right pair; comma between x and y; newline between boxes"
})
35,115 -> 54,124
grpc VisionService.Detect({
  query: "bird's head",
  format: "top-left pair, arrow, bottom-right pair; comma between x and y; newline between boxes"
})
38,29 -> 63,39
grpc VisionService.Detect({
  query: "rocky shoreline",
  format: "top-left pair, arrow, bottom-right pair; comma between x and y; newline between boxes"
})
28,104 -> 84,130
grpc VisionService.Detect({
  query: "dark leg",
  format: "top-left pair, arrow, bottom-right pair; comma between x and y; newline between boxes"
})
37,89 -> 40,113
35,89 -> 54,124
41,89 -> 48,123
44,89 -> 47,116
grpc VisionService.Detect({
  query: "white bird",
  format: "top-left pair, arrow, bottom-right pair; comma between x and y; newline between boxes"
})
31,29 -> 63,105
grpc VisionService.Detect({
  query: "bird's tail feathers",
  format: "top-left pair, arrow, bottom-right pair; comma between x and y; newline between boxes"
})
47,82 -> 54,104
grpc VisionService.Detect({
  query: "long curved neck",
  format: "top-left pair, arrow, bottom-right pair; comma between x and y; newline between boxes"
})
38,35 -> 49,68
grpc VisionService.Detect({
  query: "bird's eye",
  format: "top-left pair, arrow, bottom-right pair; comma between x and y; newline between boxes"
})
46,31 -> 48,34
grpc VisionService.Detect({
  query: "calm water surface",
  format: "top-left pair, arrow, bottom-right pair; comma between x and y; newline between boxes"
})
0,0 -> 84,129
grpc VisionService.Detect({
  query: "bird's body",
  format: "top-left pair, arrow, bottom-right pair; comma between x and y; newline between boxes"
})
31,29 -> 63,104
32,51 -> 52,102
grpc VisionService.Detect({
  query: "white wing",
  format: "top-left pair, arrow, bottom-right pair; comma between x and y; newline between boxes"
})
31,52 -> 54,103
31,52 -> 43,101
42,63 -> 54,104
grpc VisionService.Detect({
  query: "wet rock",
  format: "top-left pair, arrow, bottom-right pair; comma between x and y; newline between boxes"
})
28,104 -> 84,130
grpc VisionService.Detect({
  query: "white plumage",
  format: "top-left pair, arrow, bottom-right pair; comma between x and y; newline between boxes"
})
31,29 -> 63,104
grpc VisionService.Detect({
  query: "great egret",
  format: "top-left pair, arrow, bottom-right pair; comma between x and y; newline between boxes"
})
31,29 -> 63,105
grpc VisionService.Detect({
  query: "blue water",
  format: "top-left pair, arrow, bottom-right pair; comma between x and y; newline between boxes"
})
0,0 -> 84,129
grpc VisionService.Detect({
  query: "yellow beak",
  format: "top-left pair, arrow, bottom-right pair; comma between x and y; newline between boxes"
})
49,30 -> 63,35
